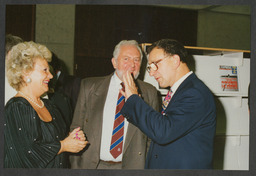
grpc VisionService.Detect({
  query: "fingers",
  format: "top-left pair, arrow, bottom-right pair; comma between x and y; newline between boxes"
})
60,130 -> 89,153
73,140 -> 88,153
122,71 -> 139,99
122,72 -> 128,87
75,139 -> 87,147
70,127 -> 87,141
123,71 -> 135,88
66,138 -> 88,153
120,89 -> 125,98
70,127 -> 80,135
126,71 -> 134,86
125,71 -> 131,85
74,130 -> 85,140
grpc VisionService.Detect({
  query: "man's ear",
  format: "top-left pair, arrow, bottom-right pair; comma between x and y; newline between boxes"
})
172,55 -> 180,68
111,57 -> 117,69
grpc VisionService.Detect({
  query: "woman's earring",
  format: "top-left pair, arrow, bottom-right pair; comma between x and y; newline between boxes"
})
26,77 -> 32,83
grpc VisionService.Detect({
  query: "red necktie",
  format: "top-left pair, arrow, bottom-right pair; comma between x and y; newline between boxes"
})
161,90 -> 172,114
110,83 -> 125,158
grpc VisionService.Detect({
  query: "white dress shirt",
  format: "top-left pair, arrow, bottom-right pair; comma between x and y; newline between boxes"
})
100,72 -> 128,161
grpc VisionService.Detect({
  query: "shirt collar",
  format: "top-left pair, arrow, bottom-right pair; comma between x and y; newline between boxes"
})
171,71 -> 193,95
113,72 -> 122,87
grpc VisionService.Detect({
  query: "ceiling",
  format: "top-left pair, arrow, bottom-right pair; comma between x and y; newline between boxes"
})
158,5 -> 251,15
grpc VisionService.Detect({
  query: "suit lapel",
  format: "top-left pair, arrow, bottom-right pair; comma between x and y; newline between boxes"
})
89,74 -> 112,149
169,73 -> 196,105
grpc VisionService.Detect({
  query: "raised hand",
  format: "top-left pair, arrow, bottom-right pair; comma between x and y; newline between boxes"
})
121,71 -> 138,100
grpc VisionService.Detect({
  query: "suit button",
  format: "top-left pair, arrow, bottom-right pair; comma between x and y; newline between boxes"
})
138,152 -> 142,155
155,155 -> 158,158
86,119 -> 88,122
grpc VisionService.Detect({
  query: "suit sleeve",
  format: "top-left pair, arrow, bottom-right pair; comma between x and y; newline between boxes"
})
140,84 -> 160,151
121,87 -> 215,145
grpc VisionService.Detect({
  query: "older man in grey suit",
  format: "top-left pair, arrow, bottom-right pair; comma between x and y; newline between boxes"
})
70,40 -> 159,169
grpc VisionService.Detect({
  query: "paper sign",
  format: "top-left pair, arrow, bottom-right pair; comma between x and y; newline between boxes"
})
220,65 -> 239,91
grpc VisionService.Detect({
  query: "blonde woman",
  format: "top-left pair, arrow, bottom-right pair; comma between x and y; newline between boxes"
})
4,41 -> 88,168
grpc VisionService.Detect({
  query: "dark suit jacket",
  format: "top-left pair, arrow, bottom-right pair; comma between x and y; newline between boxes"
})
69,73 -> 159,169
48,91 -> 73,128
121,73 -> 216,169
55,72 -> 81,111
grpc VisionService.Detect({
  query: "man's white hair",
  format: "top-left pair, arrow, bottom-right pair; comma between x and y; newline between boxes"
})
113,40 -> 143,62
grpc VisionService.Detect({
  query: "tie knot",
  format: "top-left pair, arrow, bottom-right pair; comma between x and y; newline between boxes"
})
165,91 -> 172,101
161,89 -> 172,114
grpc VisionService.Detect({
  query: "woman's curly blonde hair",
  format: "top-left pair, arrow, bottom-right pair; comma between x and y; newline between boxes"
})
6,41 -> 52,91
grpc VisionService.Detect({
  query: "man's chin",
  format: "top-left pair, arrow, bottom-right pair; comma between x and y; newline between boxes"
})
115,71 -> 123,81
158,82 -> 164,88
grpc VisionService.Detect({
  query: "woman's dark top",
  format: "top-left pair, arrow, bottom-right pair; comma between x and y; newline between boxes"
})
4,97 -> 69,168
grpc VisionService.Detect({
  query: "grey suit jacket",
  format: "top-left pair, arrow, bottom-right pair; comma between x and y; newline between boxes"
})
69,73 -> 159,169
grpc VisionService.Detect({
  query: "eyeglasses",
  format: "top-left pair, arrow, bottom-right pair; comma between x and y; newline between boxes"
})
146,56 -> 170,73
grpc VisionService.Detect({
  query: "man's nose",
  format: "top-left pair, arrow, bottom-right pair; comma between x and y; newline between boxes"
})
129,59 -> 135,67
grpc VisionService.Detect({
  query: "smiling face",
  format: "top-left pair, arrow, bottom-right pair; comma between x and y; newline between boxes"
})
26,57 -> 53,96
112,45 -> 141,81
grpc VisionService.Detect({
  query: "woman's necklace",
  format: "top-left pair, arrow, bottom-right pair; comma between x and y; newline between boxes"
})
18,91 -> 44,108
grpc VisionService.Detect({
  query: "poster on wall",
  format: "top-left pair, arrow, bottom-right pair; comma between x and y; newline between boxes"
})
220,65 -> 239,91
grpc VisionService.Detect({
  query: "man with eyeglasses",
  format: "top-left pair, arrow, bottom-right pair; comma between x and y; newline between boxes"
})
120,39 -> 216,169
69,40 -> 159,169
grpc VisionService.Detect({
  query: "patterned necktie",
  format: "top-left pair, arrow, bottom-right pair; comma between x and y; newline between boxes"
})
110,83 -> 125,158
161,90 -> 172,114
